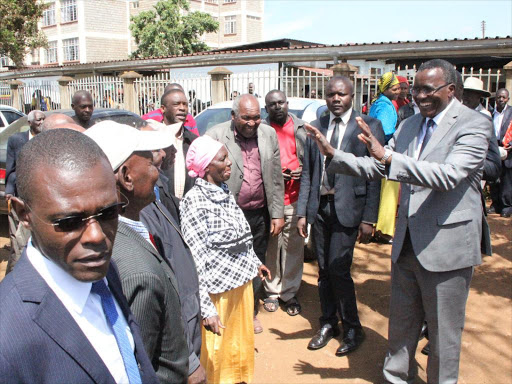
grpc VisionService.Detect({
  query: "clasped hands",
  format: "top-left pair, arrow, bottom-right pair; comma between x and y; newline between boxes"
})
304,117 -> 387,163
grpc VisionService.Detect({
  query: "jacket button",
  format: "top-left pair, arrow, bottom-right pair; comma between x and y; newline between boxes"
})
240,175 -> 243,179
410,190 -> 415,195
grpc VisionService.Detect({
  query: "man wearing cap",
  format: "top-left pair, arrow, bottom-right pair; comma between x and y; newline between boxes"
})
462,77 -> 492,118
85,121 -> 189,384
0,129 -> 159,384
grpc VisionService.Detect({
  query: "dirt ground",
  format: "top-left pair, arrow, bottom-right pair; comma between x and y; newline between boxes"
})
0,213 -> 510,384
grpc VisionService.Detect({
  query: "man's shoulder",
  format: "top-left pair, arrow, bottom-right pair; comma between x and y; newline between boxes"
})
8,131 -> 28,144
258,122 -> 277,136
206,120 -> 232,138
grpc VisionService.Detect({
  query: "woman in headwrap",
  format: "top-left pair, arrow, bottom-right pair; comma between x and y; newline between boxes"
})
392,75 -> 411,112
180,135 -> 271,384
370,72 -> 401,243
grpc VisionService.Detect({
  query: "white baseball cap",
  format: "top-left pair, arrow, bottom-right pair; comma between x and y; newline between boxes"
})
84,120 -> 173,171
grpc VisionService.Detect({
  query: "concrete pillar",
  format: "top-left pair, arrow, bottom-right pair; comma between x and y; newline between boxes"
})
120,71 -> 143,114
7,80 -> 24,111
331,61 -> 358,79
57,76 -> 75,109
504,61 -> 512,106
208,67 -> 233,105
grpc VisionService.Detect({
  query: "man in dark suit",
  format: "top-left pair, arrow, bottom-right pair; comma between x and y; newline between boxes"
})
297,76 -> 384,356
0,129 -> 159,384
4,109 -> 45,274
159,89 -> 197,199
305,59 -> 493,383
85,121 -> 189,384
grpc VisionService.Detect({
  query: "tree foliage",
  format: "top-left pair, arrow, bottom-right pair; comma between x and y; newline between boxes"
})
0,0 -> 48,66
129,0 -> 219,58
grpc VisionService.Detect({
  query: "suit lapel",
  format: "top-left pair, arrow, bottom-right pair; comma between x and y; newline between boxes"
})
14,255 -> 115,384
419,101 -> 460,160
407,115 -> 424,156
224,122 -> 244,174
340,111 -> 358,152
257,128 -> 268,170
318,115 -> 329,168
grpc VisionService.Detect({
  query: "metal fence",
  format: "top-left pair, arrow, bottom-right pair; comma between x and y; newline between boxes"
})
67,76 -> 124,110
229,68 -> 279,100
0,82 -> 13,106
21,80 -> 61,112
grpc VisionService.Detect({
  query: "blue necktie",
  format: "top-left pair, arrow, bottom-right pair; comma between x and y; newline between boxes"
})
419,118 -> 435,156
91,280 -> 143,384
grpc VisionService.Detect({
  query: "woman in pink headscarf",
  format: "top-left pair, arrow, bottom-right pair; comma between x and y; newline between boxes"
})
180,135 -> 270,384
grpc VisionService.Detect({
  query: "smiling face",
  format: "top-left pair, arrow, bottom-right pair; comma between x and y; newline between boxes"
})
24,160 -> 118,282
205,146 -> 232,186
325,78 -> 354,116
232,95 -> 261,138
413,68 -> 455,119
29,111 -> 45,135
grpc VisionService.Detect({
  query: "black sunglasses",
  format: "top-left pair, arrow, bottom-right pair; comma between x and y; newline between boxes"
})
28,202 -> 127,232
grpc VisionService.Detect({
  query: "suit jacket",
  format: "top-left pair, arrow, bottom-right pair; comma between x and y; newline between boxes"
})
297,110 -> 385,227
140,201 -> 202,375
161,129 -> 197,197
328,100 -> 493,272
497,106 -> 512,143
156,173 -> 181,225
112,221 -> 189,384
0,252 -> 159,384
206,120 -> 285,219
5,130 -> 29,196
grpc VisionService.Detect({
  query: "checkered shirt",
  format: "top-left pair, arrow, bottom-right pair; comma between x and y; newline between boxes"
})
180,178 -> 261,319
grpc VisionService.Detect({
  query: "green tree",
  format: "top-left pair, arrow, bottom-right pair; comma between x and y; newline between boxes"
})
130,0 -> 219,58
0,0 -> 48,66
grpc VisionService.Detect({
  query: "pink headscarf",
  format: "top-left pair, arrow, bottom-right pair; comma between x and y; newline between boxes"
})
186,135 -> 224,178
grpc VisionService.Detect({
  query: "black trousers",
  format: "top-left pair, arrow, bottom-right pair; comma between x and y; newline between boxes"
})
243,207 -> 270,315
313,196 -> 361,331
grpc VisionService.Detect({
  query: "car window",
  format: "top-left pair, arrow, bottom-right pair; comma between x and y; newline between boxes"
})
3,111 -> 23,125
0,115 -> 4,128
197,108 -> 269,136
289,109 -> 304,119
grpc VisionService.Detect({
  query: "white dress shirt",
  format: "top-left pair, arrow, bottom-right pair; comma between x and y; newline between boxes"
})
321,108 -> 353,195
493,104 -> 508,138
27,240 -> 134,384
414,99 -> 455,160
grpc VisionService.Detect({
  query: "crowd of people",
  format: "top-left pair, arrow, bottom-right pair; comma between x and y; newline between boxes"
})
1,57 -> 511,384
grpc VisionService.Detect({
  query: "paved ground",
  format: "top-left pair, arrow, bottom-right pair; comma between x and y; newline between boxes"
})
0,213 -> 510,383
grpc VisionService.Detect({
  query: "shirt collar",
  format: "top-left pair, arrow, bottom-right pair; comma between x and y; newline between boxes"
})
196,178 -> 231,202
428,98 -> 455,127
329,107 -> 353,127
493,104 -> 508,116
26,239 -> 93,314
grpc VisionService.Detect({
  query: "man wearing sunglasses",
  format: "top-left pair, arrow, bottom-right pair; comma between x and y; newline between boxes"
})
304,59 -> 493,384
85,121 -> 189,384
0,129 -> 159,383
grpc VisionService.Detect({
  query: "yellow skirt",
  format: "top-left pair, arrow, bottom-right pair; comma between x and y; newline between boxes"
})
201,280 -> 254,384
375,179 -> 400,237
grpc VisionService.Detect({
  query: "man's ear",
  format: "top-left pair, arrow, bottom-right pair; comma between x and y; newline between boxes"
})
116,164 -> 134,193
10,197 -> 32,230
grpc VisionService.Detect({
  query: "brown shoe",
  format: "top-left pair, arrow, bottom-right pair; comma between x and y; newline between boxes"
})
253,316 -> 263,334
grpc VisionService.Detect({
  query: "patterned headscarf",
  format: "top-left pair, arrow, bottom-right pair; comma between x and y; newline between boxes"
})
373,72 -> 400,102
186,135 -> 224,178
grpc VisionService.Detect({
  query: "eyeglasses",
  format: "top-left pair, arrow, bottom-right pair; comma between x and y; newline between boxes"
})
411,83 -> 452,97
27,201 -> 127,232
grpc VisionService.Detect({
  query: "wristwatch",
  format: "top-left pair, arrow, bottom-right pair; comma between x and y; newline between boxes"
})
380,148 -> 393,164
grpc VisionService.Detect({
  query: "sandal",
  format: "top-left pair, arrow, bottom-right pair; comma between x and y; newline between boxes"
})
285,297 -> 301,316
263,298 -> 279,312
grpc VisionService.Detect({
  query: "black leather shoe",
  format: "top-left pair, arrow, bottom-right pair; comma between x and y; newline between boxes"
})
501,212 -> 511,218
336,328 -> 365,356
421,342 -> 430,355
487,206 -> 497,214
307,325 -> 340,350
419,322 -> 428,340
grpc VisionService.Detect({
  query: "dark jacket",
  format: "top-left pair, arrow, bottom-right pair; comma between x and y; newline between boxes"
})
140,200 -> 202,376
297,110 -> 385,227
5,131 -> 29,196
0,253 -> 159,384
112,221 -> 189,384
265,112 -> 307,166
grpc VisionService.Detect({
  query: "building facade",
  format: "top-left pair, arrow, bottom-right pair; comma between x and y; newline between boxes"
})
20,0 -> 264,67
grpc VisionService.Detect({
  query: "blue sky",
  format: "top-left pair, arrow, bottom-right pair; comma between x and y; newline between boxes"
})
263,0 -> 512,44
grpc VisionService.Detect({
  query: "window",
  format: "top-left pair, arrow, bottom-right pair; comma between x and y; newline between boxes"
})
46,41 -> 58,63
3,111 -> 24,125
224,15 -> 236,34
43,3 -> 56,26
247,15 -> 261,20
205,0 -> 218,4
223,0 -> 236,3
131,1 -> 139,8
63,38 -> 79,61
61,0 -> 77,23
0,55 -> 9,67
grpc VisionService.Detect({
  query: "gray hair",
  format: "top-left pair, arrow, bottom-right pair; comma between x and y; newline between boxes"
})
27,110 -> 42,123
231,94 -> 258,117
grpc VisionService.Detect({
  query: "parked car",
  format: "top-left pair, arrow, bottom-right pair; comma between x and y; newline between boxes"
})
195,97 -> 327,136
0,105 -> 25,132
0,108 -> 146,214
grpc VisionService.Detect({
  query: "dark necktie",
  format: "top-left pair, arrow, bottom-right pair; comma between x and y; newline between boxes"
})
326,117 -> 341,188
419,118 -> 435,156
91,280 -> 143,384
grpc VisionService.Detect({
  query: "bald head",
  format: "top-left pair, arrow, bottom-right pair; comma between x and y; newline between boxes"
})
232,94 -> 259,117
41,114 -> 75,132
71,90 -> 93,106
164,83 -> 184,93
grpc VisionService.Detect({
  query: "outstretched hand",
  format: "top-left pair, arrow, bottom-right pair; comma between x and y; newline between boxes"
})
304,123 -> 335,158
355,117 -> 386,161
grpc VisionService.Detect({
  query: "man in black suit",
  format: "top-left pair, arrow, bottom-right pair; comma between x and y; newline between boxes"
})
1,129 -> 159,383
297,76 -> 384,356
160,89 -> 197,199
490,88 -> 512,216
4,109 -> 45,274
